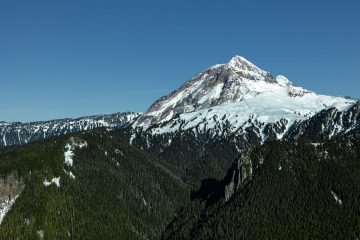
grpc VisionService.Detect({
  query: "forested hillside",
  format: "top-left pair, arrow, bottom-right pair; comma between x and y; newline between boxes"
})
162,129 -> 360,239
0,128 -> 188,240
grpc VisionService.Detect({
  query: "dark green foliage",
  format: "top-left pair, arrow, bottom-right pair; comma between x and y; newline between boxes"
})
0,129 -> 188,240
130,126 -> 258,189
1,123 -> 360,239
163,129 -> 360,240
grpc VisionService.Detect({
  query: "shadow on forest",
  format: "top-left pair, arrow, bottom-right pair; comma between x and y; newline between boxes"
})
190,178 -> 224,204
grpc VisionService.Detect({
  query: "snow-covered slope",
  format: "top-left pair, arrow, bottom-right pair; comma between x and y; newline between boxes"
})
0,112 -> 140,147
133,55 -> 355,140
284,101 -> 360,141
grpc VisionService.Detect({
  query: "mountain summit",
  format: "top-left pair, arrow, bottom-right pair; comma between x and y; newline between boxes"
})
134,55 -> 353,130
226,55 -> 276,82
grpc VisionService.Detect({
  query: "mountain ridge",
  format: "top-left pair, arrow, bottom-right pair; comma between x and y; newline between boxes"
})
0,112 -> 140,146
1,55 -> 357,147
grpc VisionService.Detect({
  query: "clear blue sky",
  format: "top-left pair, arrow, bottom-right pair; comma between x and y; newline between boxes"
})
1,0 -> 359,122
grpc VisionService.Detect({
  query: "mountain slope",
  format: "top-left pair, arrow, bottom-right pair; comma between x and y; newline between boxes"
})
0,112 -> 140,147
0,128 -> 188,239
129,100 -> 360,191
134,56 -> 355,138
285,101 -> 360,141
127,55 -> 358,190
162,128 -> 360,240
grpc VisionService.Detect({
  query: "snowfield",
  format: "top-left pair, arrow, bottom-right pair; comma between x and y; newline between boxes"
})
134,55 -> 355,139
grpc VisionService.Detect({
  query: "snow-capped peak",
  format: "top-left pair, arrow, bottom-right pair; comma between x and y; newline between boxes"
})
227,55 -> 263,72
133,55 -> 355,129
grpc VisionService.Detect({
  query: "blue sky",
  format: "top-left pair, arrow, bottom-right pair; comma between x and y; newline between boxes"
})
1,0 -> 359,122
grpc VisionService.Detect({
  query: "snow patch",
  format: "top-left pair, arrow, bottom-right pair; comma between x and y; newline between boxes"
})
64,138 -> 87,167
37,230 -> 45,239
43,177 -> 60,187
64,169 -> 76,179
331,191 -> 343,207
63,138 -> 87,179
142,197 -> 147,206
130,133 -> 136,145
0,194 -> 19,224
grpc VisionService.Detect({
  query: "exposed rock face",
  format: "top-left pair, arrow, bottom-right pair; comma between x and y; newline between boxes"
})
224,153 -> 253,202
224,159 -> 242,202
135,55 -> 290,126
0,112 -> 140,147
0,173 -> 25,224
190,152 -> 255,203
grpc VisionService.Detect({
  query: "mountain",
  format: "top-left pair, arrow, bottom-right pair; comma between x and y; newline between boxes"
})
126,56 -> 360,188
127,55 -> 358,188
134,56 -> 355,142
0,55 -> 359,239
0,112 -> 140,147
1,55 -> 356,148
